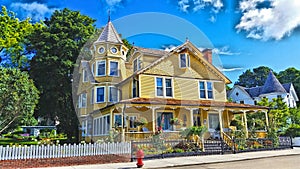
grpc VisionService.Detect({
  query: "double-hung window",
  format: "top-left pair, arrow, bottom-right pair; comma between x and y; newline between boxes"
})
109,86 -> 118,103
83,69 -> 88,82
156,77 -> 173,97
96,60 -> 106,76
90,88 -> 94,104
179,53 -> 190,68
199,81 -> 213,99
133,57 -> 142,72
96,87 -> 105,103
109,61 -> 119,76
132,78 -> 139,98
78,93 -> 87,108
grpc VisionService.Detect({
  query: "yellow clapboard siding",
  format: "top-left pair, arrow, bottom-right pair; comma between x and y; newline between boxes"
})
213,82 -> 226,101
140,75 -> 155,98
174,78 -> 199,100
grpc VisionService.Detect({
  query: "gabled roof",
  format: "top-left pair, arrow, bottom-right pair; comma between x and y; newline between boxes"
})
134,46 -> 168,56
136,41 -> 231,84
261,71 -> 286,95
96,21 -> 123,44
282,83 -> 292,92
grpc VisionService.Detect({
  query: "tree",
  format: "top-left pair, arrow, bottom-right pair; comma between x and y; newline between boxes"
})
28,8 -> 96,142
0,6 -> 42,69
278,67 -> 300,102
0,68 -> 39,133
235,66 -> 272,87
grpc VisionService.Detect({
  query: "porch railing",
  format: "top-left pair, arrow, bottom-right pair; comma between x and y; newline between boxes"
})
221,131 -> 237,152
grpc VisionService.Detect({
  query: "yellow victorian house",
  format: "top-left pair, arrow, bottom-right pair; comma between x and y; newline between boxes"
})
76,20 -> 268,142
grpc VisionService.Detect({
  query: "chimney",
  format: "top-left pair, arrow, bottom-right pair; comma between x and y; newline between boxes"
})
202,48 -> 212,64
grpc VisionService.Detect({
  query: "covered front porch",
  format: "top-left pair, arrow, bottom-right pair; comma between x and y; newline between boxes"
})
87,98 -> 269,142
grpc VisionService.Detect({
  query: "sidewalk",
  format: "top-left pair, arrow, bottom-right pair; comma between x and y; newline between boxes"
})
32,148 -> 300,169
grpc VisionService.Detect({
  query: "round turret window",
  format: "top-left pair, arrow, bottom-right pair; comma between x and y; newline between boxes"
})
98,47 -> 105,54
110,47 -> 118,54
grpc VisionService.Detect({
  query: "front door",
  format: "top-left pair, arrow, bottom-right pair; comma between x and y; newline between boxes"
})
208,113 -> 220,131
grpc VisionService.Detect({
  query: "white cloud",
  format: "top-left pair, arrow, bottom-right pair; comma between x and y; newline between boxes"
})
218,67 -> 243,72
178,0 -> 224,13
105,0 -> 123,6
102,0 -> 128,11
178,0 -> 190,13
236,0 -> 300,40
212,46 -> 240,56
10,2 -> 57,22
162,45 -> 177,52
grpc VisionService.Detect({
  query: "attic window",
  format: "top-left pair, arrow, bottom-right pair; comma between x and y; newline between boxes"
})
179,53 -> 190,68
83,69 -> 88,82
236,92 -> 239,96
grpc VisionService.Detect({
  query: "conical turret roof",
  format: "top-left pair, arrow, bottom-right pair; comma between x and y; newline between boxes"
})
96,21 -> 123,44
261,71 -> 286,94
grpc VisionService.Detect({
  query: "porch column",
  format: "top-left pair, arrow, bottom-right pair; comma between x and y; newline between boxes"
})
264,111 -> 269,128
151,106 -> 159,132
218,110 -> 224,134
243,110 -> 249,138
121,104 -> 126,142
189,108 -> 194,127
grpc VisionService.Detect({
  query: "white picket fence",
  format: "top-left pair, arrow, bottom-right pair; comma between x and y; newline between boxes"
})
0,142 -> 131,160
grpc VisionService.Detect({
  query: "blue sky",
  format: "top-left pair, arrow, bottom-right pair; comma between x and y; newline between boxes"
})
2,0 -> 300,85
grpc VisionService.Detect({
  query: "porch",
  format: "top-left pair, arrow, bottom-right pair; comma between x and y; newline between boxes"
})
88,98 -> 269,142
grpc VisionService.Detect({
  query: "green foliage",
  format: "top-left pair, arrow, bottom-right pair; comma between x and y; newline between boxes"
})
180,126 -> 207,139
247,111 -> 266,131
28,8 -> 96,142
0,6 -> 43,69
0,68 -> 39,133
259,98 -> 289,130
235,66 -> 273,88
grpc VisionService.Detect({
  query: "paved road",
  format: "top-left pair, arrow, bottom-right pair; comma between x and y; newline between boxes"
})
163,155 -> 300,169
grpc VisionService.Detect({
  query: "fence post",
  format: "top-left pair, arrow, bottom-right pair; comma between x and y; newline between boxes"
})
221,139 -> 224,155
130,141 -> 134,162
290,136 -> 293,149
232,138 -> 236,154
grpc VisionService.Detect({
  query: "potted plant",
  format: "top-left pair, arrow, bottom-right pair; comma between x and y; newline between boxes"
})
170,118 -> 182,125
134,117 -> 148,131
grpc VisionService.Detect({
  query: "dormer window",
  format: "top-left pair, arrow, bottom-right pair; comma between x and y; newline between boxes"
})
179,53 -> 190,68
83,69 -> 88,82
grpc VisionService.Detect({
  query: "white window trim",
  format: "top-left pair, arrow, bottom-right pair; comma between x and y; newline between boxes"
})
155,76 -> 174,98
114,114 -> 125,127
110,46 -> 118,54
109,86 -> 119,103
91,63 -> 95,76
198,80 -> 214,100
83,69 -> 88,82
78,93 -> 87,108
95,86 -> 105,103
132,78 -> 138,98
98,46 -> 105,54
179,53 -> 190,68
90,88 -> 94,104
109,61 -> 119,77
96,60 -> 106,77
133,56 -> 142,72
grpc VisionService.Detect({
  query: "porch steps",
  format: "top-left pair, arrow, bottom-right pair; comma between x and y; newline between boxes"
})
203,140 -> 232,154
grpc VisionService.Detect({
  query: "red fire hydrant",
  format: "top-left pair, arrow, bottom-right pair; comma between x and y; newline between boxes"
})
136,149 -> 144,168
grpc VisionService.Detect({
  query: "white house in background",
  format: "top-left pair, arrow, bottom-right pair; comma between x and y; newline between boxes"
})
228,71 -> 299,108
